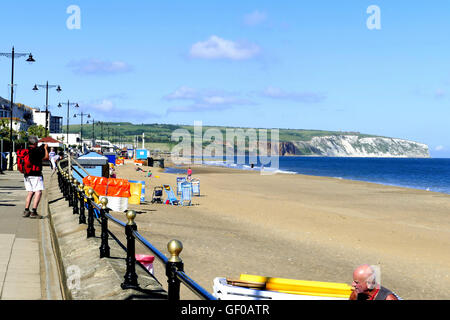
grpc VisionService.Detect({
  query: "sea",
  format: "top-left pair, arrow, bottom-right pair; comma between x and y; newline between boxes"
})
167,157 -> 450,195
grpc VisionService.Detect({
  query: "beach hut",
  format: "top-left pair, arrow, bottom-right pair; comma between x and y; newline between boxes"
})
103,152 -> 116,165
135,149 -> 148,160
73,152 -> 109,183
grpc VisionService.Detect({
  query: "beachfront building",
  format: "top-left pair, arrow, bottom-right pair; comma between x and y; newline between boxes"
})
32,109 -> 63,133
0,96 -> 63,134
0,96 -> 34,132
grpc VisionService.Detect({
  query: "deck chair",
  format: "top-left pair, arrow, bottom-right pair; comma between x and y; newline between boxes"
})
163,185 -> 179,205
191,178 -> 200,196
180,181 -> 192,206
176,177 -> 186,195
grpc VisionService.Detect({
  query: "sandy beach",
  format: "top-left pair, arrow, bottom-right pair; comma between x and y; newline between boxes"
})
110,161 -> 450,300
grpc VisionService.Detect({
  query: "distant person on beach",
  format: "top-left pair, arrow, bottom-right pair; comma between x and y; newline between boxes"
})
187,167 -> 192,181
22,136 -> 49,219
349,264 -> 400,300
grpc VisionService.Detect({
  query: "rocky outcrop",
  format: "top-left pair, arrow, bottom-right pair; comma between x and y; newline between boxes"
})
279,135 -> 430,158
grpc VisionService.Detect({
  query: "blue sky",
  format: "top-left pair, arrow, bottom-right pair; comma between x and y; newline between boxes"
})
0,0 -> 449,157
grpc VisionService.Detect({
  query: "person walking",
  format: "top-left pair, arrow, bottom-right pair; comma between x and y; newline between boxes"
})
22,136 -> 49,219
48,147 -> 56,170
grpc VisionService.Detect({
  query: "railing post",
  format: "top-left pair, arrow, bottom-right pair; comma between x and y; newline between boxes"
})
57,170 -> 62,191
86,188 -> 95,238
72,179 -> 79,215
99,198 -> 110,258
166,239 -> 184,301
78,183 -> 86,224
68,176 -> 73,207
62,173 -> 68,200
121,210 -> 139,290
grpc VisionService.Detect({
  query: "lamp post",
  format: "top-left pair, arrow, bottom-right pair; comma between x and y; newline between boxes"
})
87,118 -> 96,147
74,112 -> 90,149
96,121 -> 104,141
32,82 -> 62,135
58,101 -> 79,148
0,47 -> 35,170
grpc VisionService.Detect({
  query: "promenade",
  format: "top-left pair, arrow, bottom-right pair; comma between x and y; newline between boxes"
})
0,168 -> 61,300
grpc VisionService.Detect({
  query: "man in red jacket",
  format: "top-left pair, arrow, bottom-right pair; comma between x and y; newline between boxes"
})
23,136 -> 49,219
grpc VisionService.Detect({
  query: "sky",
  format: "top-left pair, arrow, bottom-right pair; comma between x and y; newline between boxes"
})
0,0 -> 449,157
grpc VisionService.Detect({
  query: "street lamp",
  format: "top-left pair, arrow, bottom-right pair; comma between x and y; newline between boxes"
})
86,118 -> 96,146
96,121 -> 105,141
58,101 -> 79,148
32,82 -> 62,135
73,112 -> 90,149
1,47 -> 35,170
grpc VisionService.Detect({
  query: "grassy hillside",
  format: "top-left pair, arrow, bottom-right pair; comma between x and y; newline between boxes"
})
66,122 -> 382,150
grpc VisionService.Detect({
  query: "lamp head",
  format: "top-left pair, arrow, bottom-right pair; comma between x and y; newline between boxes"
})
26,53 -> 35,63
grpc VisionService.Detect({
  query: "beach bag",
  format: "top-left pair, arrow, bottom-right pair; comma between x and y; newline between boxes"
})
16,149 -> 41,175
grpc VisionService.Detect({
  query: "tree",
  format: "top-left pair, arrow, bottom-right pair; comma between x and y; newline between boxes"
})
27,125 -> 48,138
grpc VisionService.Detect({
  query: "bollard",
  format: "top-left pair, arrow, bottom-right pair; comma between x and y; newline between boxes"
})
99,197 -> 110,258
121,210 -> 139,290
78,183 -> 86,224
166,239 -> 184,301
73,179 -> 79,215
86,188 -> 95,238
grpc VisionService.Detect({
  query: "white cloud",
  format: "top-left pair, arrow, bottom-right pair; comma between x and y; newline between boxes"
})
81,98 -> 161,121
189,36 -> 261,60
164,86 -> 256,113
244,10 -> 267,26
90,99 -> 114,112
435,145 -> 445,151
262,86 -> 326,103
434,89 -> 445,99
68,59 -> 132,75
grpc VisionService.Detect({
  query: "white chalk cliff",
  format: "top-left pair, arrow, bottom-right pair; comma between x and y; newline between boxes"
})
280,135 -> 430,158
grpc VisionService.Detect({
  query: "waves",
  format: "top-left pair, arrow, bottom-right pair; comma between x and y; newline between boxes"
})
196,156 -> 450,194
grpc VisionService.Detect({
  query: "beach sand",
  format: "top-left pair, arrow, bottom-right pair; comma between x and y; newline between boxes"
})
110,161 -> 450,300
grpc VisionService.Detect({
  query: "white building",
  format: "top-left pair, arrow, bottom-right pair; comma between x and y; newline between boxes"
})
0,96 -> 63,134
50,133 -> 81,146
0,97 -> 34,132
32,109 -> 62,133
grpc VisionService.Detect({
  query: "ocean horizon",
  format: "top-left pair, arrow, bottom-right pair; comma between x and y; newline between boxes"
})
169,156 -> 450,195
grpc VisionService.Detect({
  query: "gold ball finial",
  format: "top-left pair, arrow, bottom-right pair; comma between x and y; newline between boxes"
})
87,188 -> 94,199
100,197 -> 108,210
79,183 -> 84,191
126,210 -> 136,226
167,239 -> 183,263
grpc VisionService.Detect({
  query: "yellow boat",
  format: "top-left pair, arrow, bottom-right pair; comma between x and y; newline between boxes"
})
239,274 -> 352,299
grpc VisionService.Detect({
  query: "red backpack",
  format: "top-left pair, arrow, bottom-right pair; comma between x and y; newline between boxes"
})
17,148 -> 41,175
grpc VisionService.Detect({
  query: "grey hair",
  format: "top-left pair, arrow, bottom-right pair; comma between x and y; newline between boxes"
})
28,135 -> 39,145
366,265 -> 381,289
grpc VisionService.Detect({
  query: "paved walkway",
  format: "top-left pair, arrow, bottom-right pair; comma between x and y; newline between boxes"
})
0,168 -> 61,300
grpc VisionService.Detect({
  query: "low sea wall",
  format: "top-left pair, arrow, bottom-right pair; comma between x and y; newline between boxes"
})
46,172 -> 167,300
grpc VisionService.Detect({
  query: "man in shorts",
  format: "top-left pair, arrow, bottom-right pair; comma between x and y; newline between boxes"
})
23,136 -> 49,219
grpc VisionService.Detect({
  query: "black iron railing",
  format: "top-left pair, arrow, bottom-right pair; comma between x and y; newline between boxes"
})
56,158 -> 216,300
